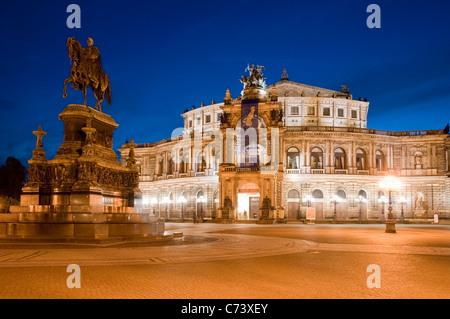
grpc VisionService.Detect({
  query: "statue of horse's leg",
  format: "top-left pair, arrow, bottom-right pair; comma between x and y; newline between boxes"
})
63,77 -> 71,98
93,87 -> 104,112
95,98 -> 103,112
82,86 -> 87,105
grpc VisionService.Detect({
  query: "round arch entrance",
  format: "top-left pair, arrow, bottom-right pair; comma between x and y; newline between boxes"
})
237,182 -> 260,220
287,189 -> 300,220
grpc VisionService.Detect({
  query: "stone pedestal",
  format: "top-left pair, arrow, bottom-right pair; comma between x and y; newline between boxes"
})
5,104 -> 163,241
385,220 -> 397,233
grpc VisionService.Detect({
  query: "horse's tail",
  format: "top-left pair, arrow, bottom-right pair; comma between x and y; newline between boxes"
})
106,79 -> 112,105
99,72 -> 112,105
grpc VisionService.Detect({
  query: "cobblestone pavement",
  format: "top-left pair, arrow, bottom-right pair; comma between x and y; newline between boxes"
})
0,223 -> 448,299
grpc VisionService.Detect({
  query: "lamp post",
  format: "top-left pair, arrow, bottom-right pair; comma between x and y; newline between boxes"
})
379,175 -> 401,233
356,195 -> 367,222
302,195 -> 312,207
378,195 -> 388,222
151,198 -> 157,216
302,194 -> 312,220
162,197 -> 169,221
179,195 -> 187,222
196,195 -> 206,223
398,196 -> 407,223
142,197 -> 150,212
330,194 -> 340,221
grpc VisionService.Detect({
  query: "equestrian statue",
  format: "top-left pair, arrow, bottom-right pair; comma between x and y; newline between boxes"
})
63,37 -> 111,112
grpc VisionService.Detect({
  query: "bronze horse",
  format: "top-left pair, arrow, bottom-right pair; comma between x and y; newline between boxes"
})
63,37 -> 111,112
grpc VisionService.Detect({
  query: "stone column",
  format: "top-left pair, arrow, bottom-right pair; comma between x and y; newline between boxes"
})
306,141 -> 310,167
325,140 -> 330,173
301,139 -> 305,170
432,145 -> 436,169
369,143 -> 374,174
347,140 -> 353,172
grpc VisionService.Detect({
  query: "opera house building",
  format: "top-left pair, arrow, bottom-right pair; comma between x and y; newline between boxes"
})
120,66 -> 450,223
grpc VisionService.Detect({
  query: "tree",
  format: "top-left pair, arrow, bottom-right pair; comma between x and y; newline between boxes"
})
0,157 -> 27,200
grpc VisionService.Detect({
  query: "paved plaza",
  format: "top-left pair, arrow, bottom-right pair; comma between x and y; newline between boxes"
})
0,223 -> 448,299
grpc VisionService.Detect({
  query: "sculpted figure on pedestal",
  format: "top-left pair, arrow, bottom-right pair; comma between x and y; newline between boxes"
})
63,37 -> 112,112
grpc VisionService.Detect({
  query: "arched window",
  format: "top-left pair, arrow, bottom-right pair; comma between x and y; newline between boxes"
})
197,190 -> 204,199
336,189 -> 346,199
210,148 -> 220,171
214,190 -> 219,202
358,190 -> 367,199
179,191 -> 187,203
356,149 -> 366,170
376,150 -> 385,171
312,189 -> 323,199
311,147 -> 323,169
195,151 -> 205,172
334,148 -> 346,169
167,156 -> 173,175
157,155 -> 164,176
288,189 -> 300,198
178,149 -> 185,173
286,147 -> 300,169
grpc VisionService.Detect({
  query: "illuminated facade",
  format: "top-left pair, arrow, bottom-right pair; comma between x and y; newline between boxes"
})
120,67 -> 450,223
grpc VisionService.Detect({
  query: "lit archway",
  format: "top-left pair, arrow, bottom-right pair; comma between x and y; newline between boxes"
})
237,182 -> 260,220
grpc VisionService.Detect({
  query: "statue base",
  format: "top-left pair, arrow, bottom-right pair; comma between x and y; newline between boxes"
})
385,220 -> 397,233
10,104 -> 161,242
3,206 -> 164,241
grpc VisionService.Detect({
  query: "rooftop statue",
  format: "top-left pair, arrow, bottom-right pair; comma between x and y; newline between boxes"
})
63,37 -> 111,112
240,64 -> 266,90
240,64 -> 267,100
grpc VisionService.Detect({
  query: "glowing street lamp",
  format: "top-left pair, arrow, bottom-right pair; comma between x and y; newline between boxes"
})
150,198 -> 157,216
162,196 -> 169,221
196,195 -> 206,223
379,175 -> 401,233
143,197 -> 150,208
378,195 -> 388,222
330,194 -> 341,221
178,195 -> 187,222
398,196 -> 407,223
356,195 -> 367,222
302,194 -> 312,207
301,195 -> 313,220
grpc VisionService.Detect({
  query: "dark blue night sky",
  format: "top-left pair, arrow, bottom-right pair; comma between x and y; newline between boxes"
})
1,0 -> 450,166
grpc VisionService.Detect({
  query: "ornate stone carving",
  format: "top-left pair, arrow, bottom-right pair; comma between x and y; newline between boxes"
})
261,196 -> 271,219
240,64 -> 267,100
76,161 -> 139,189
32,126 -> 47,160
126,139 -> 138,170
